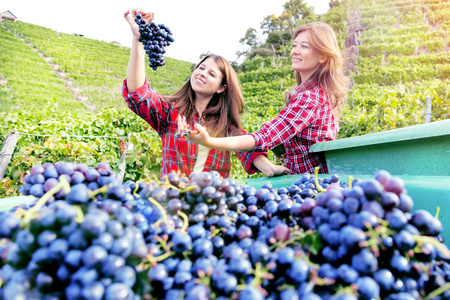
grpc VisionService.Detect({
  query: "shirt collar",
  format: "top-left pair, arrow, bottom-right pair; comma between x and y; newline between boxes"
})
292,78 -> 319,94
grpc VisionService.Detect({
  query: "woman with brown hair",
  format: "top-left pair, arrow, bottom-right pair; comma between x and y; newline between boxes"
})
185,22 -> 349,175
122,8 -> 289,178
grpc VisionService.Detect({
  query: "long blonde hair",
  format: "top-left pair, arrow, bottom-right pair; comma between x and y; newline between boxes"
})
166,54 -> 244,137
285,22 -> 348,119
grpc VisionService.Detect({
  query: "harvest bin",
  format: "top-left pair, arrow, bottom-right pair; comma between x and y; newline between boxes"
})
238,174 -> 450,246
238,120 -> 450,245
309,119 -> 450,176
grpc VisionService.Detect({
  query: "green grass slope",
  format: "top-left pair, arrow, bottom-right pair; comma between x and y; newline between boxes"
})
0,22 -> 82,112
0,20 -> 193,113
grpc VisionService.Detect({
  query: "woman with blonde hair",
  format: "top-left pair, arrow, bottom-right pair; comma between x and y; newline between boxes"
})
184,22 -> 349,174
122,8 -> 289,178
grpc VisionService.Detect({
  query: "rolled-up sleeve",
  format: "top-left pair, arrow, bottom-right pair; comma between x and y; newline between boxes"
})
251,91 -> 319,152
122,77 -> 171,135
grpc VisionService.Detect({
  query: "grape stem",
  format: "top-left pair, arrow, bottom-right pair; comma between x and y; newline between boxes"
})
435,206 -> 440,219
147,196 -> 168,226
348,175 -> 354,188
161,175 -> 181,191
314,167 -> 326,193
22,176 -> 71,225
132,180 -> 142,196
424,282 -> 450,300
145,250 -> 176,267
249,262 -> 268,290
177,210 -> 189,232
88,184 -> 109,199
74,205 -> 85,223
413,235 -> 450,259
179,184 -> 199,193
154,234 -> 169,251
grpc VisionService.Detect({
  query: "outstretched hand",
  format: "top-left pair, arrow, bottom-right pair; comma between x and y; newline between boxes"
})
252,154 -> 291,177
123,9 -> 154,38
177,115 -> 210,146
186,123 -> 210,146
268,164 -> 291,177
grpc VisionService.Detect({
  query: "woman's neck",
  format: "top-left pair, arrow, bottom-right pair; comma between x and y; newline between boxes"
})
195,95 -> 212,117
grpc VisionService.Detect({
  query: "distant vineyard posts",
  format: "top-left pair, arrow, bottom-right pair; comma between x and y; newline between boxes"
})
0,129 -> 19,180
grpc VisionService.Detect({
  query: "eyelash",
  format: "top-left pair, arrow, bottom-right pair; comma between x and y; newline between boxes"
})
198,66 -> 215,77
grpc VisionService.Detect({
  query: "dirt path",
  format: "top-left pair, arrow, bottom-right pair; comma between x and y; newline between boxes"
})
12,32 -> 97,113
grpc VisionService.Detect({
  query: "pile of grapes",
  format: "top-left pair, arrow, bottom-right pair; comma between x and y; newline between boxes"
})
135,13 -> 174,71
1,161 -> 449,300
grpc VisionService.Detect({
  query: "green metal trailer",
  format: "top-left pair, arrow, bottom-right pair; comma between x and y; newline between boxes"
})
239,119 -> 450,245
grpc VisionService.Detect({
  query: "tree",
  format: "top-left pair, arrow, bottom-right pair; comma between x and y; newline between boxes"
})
261,14 -> 285,35
239,28 -> 260,49
266,31 -> 292,46
283,0 -> 314,28
260,0 -> 315,34
329,0 -> 348,9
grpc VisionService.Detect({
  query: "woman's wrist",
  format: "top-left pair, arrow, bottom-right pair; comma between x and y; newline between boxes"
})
253,155 -> 275,177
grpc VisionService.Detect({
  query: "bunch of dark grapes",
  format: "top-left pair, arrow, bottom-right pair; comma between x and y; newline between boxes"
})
18,161 -> 118,206
134,13 -> 174,71
1,162 -> 449,300
0,197 -> 149,299
307,170 -> 449,299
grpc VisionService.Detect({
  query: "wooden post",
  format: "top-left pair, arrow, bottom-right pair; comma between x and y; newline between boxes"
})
117,133 -> 132,184
271,44 -> 276,59
0,129 -> 19,180
425,98 -> 432,123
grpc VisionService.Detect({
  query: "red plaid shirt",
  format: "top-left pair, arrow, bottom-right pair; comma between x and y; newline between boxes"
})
251,79 -> 337,174
122,78 -> 263,178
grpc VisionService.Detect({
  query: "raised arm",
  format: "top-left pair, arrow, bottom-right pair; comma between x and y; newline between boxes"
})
123,9 -> 153,92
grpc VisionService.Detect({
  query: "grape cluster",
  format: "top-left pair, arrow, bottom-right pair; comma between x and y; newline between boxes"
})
134,13 -> 174,71
0,196 -> 148,299
18,161 -> 118,207
1,163 -> 449,300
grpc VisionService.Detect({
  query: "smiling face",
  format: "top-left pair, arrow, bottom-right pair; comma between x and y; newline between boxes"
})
291,30 -> 324,82
190,57 -> 226,98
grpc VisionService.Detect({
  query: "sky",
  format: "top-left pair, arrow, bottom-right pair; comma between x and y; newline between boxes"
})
1,0 -> 330,64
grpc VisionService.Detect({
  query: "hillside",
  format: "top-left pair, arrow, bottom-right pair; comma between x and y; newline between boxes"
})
0,20 -> 193,113
338,0 -> 450,137
0,0 -> 449,196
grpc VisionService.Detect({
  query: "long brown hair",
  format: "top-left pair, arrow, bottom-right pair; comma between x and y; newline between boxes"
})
285,22 -> 348,119
166,54 -> 244,137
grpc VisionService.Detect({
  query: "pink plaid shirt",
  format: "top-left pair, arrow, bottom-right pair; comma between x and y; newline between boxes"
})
251,79 -> 337,174
122,78 -> 263,178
